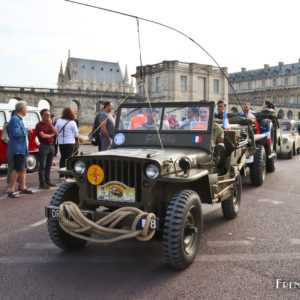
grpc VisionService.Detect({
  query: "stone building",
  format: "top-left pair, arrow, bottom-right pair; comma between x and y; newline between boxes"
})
228,60 -> 300,120
57,51 -> 133,93
134,60 -> 228,103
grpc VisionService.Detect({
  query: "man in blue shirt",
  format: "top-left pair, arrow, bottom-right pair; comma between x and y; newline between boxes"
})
8,101 -> 34,198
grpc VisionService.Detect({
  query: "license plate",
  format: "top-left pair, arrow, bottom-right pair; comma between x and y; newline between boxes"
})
45,206 -> 93,220
97,181 -> 135,203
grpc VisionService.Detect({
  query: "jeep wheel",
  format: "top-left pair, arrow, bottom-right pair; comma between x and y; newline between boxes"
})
163,190 -> 202,269
266,154 -> 276,173
26,153 -> 39,173
287,150 -> 293,159
221,172 -> 242,219
293,143 -> 296,156
250,144 -> 266,186
47,182 -> 87,250
297,148 -> 300,155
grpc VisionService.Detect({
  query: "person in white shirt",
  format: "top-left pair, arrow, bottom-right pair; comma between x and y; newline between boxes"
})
55,107 -> 79,178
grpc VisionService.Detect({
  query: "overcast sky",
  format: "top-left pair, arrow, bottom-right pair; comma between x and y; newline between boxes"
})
1,0 -> 300,88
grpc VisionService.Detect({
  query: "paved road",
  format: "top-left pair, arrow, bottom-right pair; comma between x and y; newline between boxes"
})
0,147 -> 299,299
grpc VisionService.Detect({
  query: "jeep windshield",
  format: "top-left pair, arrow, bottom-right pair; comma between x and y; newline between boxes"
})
117,105 -> 211,132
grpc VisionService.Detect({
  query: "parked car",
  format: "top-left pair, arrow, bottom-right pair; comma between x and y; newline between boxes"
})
277,120 -> 300,158
0,102 -> 41,172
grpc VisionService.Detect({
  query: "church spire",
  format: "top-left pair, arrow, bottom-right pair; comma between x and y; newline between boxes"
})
59,61 -> 63,74
123,64 -> 129,84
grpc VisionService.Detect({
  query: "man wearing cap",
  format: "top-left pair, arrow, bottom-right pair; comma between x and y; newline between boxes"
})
35,109 -> 58,189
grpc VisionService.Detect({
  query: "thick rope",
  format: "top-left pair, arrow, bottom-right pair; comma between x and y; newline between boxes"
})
59,201 -> 156,243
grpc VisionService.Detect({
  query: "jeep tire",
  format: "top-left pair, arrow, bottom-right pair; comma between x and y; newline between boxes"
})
222,172 -> 242,219
250,144 -> 266,186
266,154 -> 276,172
163,190 -> 202,269
47,182 -> 87,250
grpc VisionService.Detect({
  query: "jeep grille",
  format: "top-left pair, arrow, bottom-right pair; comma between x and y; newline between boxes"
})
85,158 -> 142,202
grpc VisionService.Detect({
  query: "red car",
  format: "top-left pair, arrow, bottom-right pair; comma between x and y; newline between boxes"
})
0,103 -> 41,172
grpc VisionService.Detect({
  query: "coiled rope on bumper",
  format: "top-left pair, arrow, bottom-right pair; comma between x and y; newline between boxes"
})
59,201 -> 156,243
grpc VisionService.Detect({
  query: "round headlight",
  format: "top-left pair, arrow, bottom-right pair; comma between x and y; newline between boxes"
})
74,160 -> 85,174
145,164 -> 159,179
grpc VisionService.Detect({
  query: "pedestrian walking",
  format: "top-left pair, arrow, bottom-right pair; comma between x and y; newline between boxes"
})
7,101 -> 33,198
35,109 -> 58,189
55,107 -> 79,179
99,101 -> 115,151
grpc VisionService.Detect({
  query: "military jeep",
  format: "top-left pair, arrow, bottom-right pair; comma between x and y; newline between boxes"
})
45,101 -> 250,269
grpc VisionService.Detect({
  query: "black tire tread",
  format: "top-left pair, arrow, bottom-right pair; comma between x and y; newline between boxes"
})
47,182 -> 87,250
250,145 -> 266,186
221,173 -> 242,219
163,190 -> 202,269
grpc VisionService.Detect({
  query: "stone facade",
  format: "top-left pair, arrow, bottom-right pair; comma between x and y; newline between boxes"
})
57,51 -> 133,93
0,86 -> 141,126
133,60 -> 228,104
228,61 -> 300,120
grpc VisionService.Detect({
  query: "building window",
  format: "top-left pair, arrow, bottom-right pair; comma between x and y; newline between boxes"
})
284,95 -> 289,103
297,95 -> 300,104
248,82 -> 252,89
181,76 -> 187,92
138,85 -> 143,95
261,80 -> 265,88
284,77 -> 288,86
297,77 -> 300,85
273,96 -> 277,104
273,79 -> 277,87
213,79 -> 219,94
155,77 -> 161,92
238,83 -> 242,90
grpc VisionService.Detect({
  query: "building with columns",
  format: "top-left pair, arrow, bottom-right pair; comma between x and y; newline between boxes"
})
57,51 -> 133,93
228,60 -> 300,120
134,60 -> 228,103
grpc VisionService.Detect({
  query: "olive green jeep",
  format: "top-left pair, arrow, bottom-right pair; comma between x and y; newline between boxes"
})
45,101 -> 252,269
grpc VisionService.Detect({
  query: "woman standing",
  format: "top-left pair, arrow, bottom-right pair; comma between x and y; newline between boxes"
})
55,108 -> 79,178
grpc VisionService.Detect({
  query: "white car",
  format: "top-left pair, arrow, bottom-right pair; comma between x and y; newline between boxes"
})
277,120 -> 300,158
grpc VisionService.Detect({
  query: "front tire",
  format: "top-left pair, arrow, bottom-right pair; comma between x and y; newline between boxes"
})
250,144 -> 266,186
266,154 -> 276,172
47,182 -> 87,250
163,190 -> 202,269
287,150 -> 293,159
222,172 -> 242,219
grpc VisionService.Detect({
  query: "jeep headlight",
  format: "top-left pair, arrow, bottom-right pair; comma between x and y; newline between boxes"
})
74,160 -> 85,174
145,164 -> 159,179
283,137 -> 288,143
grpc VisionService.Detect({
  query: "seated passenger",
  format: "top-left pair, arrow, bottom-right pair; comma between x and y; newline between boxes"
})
211,122 -> 224,149
136,109 -> 169,130
179,107 -> 199,129
168,113 -> 178,130
199,106 -> 209,121
215,100 -> 226,119
239,102 -> 256,119
128,108 -> 146,130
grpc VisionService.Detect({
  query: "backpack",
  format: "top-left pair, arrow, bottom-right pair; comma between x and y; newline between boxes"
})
1,122 -> 9,145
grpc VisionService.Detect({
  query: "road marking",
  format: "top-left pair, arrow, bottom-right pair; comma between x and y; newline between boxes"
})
195,252 -> 300,262
24,242 -> 57,249
19,219 -> 47,231
207,240 -> 253,247
257,198 -> 283,205
291,239 -> 300,245
1,252 -> 300,264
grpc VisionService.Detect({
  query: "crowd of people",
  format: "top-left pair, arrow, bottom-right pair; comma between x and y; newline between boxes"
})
3,101 -> 79,197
